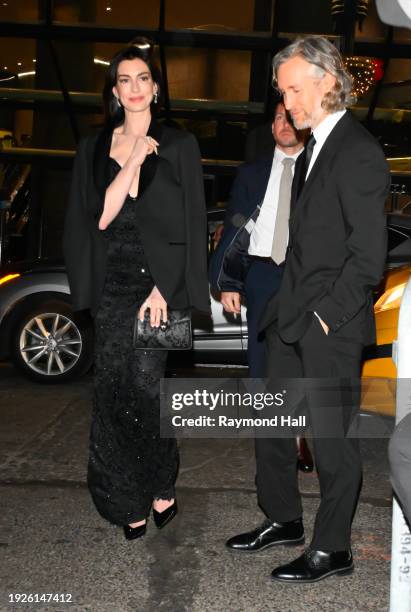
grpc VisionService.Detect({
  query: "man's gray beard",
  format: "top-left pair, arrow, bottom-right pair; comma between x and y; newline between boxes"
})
292,115 -> 312,130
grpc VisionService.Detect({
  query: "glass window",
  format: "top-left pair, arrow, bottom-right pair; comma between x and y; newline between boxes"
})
167,48 -> 251,102
394,27 -> 411,43
165,0 -> 255,32
0,38 -> 36,88
372,59 -> 411,118
0,39 -> 112,94
53,0 -> 160,28
174,117 -> 248,161
12,110 -> 34,147
354,2 -> 387,40
0,0 -> 39,22
0,38 -> 100,93
277,0 -> 333,35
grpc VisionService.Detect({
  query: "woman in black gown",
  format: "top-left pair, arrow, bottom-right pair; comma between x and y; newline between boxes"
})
63,39 -> 209,539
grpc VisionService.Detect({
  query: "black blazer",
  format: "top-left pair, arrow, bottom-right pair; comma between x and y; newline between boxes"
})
259,111 -> 390,345
63,120 -> 210,316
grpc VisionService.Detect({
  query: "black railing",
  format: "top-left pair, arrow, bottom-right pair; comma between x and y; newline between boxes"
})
0,147 -> 410,265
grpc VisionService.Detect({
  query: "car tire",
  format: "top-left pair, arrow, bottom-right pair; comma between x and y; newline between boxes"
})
11,300 -> 94,383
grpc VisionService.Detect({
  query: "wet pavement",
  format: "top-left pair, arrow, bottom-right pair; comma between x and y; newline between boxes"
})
0,363 -> 395,612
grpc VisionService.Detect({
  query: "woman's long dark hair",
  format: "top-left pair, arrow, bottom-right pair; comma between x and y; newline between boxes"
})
102,37 -> 163,128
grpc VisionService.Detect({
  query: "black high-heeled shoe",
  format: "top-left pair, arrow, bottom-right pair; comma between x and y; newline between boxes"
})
123,521 -> 147,540
152,500 -> 178,529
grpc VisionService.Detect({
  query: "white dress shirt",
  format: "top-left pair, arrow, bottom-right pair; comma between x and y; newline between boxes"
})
306,109 -> 346,179
248,146 -> 303,256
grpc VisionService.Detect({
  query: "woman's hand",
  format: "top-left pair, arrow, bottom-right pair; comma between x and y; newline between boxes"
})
130,136 -> 159,166
139,286 -> 167,327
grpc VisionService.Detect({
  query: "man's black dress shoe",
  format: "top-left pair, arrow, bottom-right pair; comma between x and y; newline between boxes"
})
271,548 -> 354,583
153,500 -> 178,529
123,522 -> 147,540
296,436 -> 314,473
226,518 -> 304,552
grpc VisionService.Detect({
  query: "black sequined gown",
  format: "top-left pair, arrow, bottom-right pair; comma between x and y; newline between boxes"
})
87,158 -> 179,526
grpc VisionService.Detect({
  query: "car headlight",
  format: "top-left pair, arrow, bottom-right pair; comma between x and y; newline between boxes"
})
374,282 -> 407,313
0,273 -> 20,286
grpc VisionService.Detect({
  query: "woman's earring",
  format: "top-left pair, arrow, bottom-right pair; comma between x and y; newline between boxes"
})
153,91 -> 158,104
116,97 -> 122,108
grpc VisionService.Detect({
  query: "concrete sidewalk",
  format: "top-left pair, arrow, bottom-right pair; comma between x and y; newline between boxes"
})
0,364 -> 393,612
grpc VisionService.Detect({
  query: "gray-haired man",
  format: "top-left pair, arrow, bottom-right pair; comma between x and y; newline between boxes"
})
226,35 -> 390,584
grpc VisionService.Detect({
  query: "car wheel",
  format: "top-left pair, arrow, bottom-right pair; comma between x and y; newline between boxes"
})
11,300 -> 93,383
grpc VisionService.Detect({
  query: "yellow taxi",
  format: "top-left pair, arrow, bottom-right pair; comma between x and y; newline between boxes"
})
361,215 -> 411,417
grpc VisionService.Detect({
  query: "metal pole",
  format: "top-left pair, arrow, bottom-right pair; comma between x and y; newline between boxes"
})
390,277 -> 411,612
248,0 -> 274,108
46,40 -> 80,143
365,26 -> 393,125
158,0 -> 171,124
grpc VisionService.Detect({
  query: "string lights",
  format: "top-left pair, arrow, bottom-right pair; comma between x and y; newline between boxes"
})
344,56 -> 384,98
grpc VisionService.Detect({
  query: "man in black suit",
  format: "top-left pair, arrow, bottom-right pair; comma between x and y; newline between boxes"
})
227,36 -> 390,583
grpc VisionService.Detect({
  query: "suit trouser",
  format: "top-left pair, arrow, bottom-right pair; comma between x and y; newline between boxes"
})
388,412 -> 411,527
244,260 -> 283,378
256,314 -> 363,550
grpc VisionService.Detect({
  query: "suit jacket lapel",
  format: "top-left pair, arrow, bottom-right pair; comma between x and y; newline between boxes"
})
291,151 -> 305,212
139,118 -> 162,199
290,111 -> 353,220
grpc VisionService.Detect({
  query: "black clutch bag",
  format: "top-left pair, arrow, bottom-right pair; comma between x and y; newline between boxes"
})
133,308 -> 192,350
